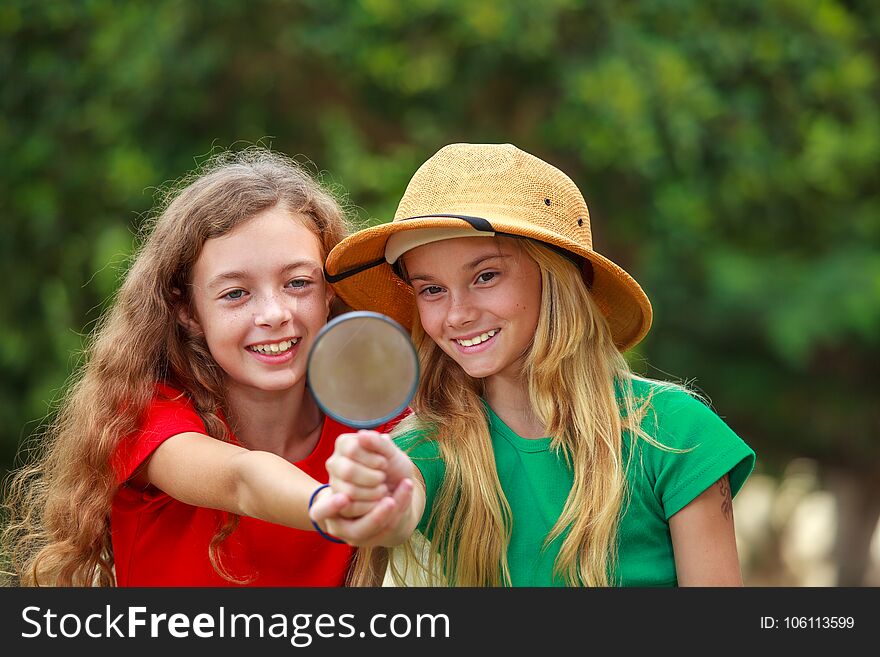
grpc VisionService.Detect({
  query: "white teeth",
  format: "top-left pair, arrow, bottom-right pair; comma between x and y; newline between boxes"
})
455,329 -> 498,347
249,338 -> 299,354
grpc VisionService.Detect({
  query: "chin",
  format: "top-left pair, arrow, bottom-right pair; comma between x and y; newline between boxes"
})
251,374 -> 303,392
460,363 -> 501,380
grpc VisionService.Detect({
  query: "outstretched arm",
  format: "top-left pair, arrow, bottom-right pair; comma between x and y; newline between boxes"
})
137,432 -> 331,531
669,474 -> 744,586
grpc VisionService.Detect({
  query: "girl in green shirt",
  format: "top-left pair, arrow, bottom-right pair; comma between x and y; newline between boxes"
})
310,143 -> 755,586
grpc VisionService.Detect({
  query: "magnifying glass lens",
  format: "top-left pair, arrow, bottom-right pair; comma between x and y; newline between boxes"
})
307,312 -> 418,428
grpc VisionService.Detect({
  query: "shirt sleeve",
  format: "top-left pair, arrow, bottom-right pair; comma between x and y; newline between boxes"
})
393,428 -> 445,535
641,387 -> 756,520
112,386 -> 206,485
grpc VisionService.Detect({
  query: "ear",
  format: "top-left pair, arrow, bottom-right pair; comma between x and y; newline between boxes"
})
173,288 -> 203,336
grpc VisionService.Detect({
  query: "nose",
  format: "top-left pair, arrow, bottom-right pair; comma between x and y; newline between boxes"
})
253,292 -> 293,328
445,290 -> 477,329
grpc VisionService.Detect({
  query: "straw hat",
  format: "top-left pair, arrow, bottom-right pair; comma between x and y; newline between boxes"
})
324,143 -> 652,351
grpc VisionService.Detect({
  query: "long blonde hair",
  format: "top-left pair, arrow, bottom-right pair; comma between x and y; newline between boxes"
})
352,238 -> 666,586
1,148 -> 350,586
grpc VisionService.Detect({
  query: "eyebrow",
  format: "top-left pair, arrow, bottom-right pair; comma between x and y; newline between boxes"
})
206,260 -> 322,289
407,253 -> 509,283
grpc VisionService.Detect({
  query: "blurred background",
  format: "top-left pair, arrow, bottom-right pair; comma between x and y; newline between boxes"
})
1,0 -> 878,585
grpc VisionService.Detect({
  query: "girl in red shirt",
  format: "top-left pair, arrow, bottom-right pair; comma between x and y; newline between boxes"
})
2,149 -> 401,586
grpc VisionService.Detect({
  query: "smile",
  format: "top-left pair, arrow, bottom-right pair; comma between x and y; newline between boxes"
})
453,329 -> 499,347
247,338 -> 299,355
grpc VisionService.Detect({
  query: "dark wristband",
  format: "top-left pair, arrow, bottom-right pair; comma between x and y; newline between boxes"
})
308,483 -> 346,544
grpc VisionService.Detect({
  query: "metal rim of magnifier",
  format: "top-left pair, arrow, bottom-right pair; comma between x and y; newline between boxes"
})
307,310 -> 419,429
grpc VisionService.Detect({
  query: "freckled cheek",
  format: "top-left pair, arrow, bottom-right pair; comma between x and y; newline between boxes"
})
288,291 -> 330,325
196,312 -> 245,359
196,303 -> 228,325
415,305 -> 445,342
217,310 -> 250,341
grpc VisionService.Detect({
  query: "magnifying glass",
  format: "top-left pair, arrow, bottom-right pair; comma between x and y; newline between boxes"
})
307,311 -> 419,429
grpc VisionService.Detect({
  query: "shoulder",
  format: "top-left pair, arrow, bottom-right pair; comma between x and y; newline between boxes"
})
149,382 -> 199,410
625,377 -> 756,509
628,378 -> 731,446
139,384 -> 207,434
629,377 -> 700,410
112,383 -> 207,484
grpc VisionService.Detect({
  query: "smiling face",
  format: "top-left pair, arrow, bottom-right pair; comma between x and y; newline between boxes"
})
185,205 -> 332,396
403,236 -> 542,383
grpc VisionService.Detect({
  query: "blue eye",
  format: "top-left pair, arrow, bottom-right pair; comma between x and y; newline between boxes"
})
224,289 -> 245,300
287,279 -> 308,289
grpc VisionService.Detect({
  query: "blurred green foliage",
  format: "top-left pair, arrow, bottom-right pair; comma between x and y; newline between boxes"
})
2,0 -> 879,483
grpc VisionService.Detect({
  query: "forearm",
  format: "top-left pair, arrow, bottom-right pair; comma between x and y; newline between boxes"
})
232,450 -> 321,530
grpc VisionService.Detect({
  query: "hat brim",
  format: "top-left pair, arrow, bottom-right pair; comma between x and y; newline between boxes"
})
325,216 -> 652,351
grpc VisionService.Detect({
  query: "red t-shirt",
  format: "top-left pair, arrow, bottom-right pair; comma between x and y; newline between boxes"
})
111,384 -> 405,586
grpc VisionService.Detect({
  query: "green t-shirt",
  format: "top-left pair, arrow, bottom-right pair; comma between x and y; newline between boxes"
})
394,378 -> 756,586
